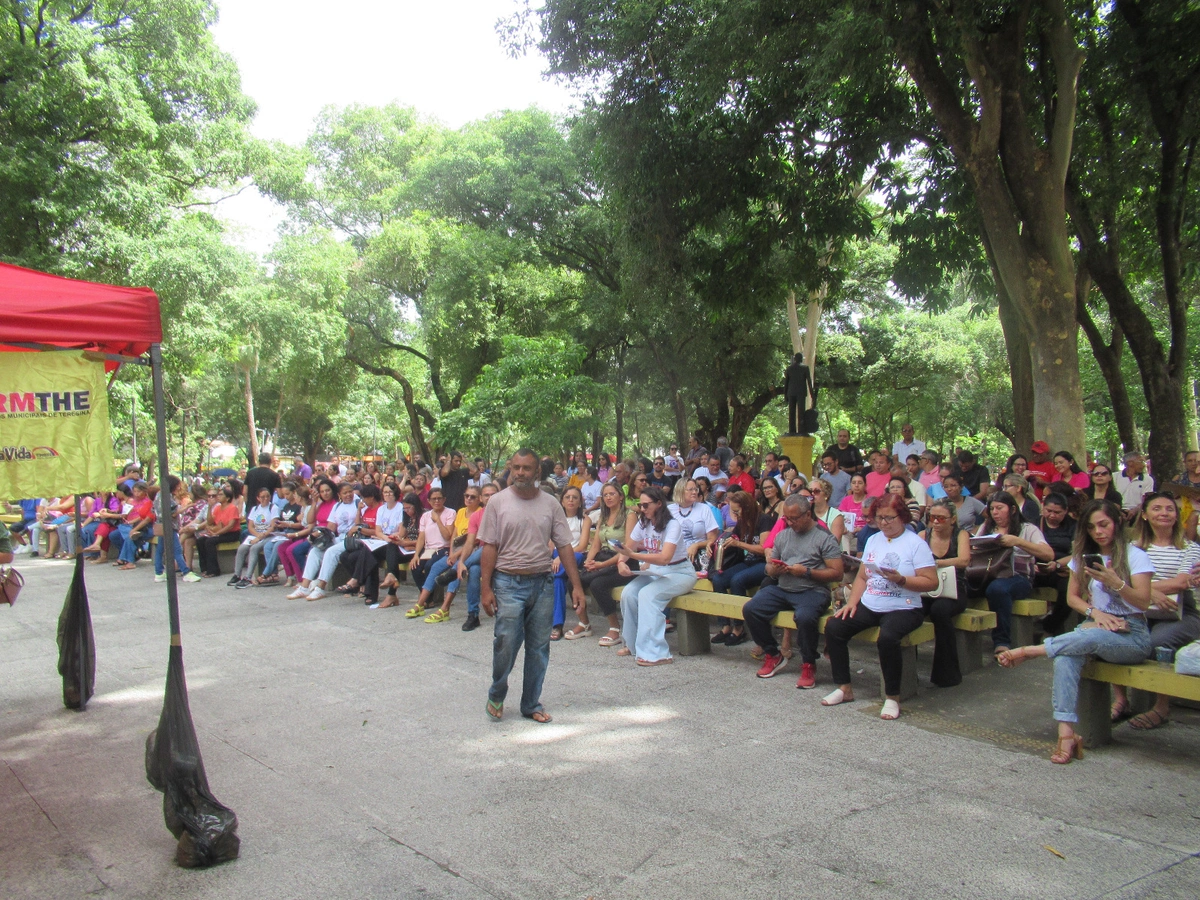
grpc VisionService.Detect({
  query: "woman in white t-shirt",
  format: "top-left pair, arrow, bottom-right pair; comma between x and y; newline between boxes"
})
1109,493 -> 1200,729
232,488 -> 279,587
614,486 -> 698,666
822,494 -> 939,720
998,499 -> 1154,764
974,491 -> 1054,655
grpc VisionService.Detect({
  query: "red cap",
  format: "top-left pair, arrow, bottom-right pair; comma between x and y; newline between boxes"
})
1031,441 -> 1050,454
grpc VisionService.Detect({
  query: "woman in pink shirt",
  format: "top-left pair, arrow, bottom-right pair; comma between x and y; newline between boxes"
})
1053,451 -> 1091,491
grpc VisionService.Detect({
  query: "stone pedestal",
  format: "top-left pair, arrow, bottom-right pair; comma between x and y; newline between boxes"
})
779,435 -> 815,479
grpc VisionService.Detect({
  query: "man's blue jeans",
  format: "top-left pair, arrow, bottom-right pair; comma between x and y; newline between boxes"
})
489,572 -> 554,716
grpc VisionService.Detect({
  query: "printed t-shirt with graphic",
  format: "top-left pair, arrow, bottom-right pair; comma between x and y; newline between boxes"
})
859,529 -> 937,613
630,517 -> 688,572
668,502 -> 719,548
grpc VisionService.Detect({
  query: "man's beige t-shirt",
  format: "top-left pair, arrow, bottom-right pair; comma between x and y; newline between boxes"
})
477,487 -> 574,573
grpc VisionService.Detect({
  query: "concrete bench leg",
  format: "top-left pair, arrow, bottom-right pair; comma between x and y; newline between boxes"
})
956,631 -> 985,676
1011,615 -> 1039,648
878,646 -> 920,701
1076,677 -> 1113,747
674,609 -> 712,656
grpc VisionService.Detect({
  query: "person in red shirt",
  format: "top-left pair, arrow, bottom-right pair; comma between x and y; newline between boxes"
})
727,455 -> 757,496
114,482 -> 154,570
1025,441 -> 1057,500
864,450 -> 892,498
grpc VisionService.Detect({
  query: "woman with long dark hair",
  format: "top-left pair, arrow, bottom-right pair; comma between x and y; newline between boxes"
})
577,483 -> 638,647
613,486 -> 698,666
1053,450 -> 1091,491
998,499 -> 1154,764
709,491 -> 775,645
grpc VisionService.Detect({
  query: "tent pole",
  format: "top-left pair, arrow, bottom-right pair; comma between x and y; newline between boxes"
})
73,496 -> 88,710
150,345 -> 180,637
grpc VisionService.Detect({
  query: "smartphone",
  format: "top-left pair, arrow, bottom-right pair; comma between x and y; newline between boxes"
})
608,539 -> 623,550
1083,553 -> 1105,569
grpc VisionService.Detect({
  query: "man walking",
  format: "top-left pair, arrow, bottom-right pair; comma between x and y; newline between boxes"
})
478,449 -> 586,723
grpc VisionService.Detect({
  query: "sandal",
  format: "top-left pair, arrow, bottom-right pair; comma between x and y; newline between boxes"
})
335,582 -> 359,595
376,596 -> 400,610
486,699 -> 503,721
550,626 -> 564,641
996,647 -> 1030,668
524,709 -> 552,724
821,688 -> 854,707
1050,733 -> 1084,764
424,609 -> 450,623
616,647 -> 632,657
598,628 -> 622,647
1128,709 -> 1169,730
563,623 -> 593,640
880,699 -> 900,720
1110,697 -> 1132,723
404,604 -> 426,619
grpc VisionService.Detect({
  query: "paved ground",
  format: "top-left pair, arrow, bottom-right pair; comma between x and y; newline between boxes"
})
2,557 -> 1199,899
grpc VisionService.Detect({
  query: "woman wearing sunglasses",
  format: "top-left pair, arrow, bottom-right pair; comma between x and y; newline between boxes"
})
1083,465 -> 1122,504
613,486 -> 698,666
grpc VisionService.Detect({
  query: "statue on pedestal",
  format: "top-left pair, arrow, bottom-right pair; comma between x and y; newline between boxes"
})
784,352 -> 817,436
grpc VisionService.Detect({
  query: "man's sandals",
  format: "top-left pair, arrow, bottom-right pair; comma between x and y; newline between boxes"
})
485,700 -> 552,724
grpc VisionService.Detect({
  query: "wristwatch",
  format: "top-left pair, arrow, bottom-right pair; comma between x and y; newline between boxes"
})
1085,605 -> 1095,619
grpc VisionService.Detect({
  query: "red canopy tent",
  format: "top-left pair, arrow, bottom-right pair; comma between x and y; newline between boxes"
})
1,260 -> 238,866
0,260 -> 162,360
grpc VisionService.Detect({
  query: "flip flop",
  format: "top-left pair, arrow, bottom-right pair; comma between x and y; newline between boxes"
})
486,699 -> 503,722
523,709 -> 552,724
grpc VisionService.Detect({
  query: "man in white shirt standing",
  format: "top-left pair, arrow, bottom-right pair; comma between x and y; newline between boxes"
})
891,423 -> 926,465
1114,452 -> 1155,516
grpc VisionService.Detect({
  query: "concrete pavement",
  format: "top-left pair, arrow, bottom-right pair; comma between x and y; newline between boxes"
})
2,557 -> 1198,899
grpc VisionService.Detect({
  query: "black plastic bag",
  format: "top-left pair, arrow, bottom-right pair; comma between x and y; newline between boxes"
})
145,645 -> 240,867
56,554 -> 95,709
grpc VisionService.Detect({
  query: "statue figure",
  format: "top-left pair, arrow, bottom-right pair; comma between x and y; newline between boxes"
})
784,352 -> 817,435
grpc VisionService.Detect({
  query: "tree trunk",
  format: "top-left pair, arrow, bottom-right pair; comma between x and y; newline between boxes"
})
1075,276 -> 1140,454
614,390 -> 624,461
988,240 -> 1034,454
243,367 -> 259,463
345,354 -> 433,463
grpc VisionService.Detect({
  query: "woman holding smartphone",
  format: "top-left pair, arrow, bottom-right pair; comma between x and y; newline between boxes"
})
997,499 -> 1154,764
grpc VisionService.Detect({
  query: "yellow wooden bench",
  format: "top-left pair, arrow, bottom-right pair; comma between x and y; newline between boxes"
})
966,586 -> 1052,646
629,579 -> 994,699
1076,659 -> 1200,746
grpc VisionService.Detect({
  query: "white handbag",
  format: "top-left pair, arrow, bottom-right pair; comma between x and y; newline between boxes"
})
924,565 -> 958,599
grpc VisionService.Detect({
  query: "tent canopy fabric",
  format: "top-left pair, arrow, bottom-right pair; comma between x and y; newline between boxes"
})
0,261 -> 162,359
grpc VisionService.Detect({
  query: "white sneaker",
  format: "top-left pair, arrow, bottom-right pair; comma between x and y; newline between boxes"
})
154,574 -> 167,583
287,587 -> 311,600
182,572 -> 201,583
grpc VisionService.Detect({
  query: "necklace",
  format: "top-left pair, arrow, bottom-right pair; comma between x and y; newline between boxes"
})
676,504 -> 694,518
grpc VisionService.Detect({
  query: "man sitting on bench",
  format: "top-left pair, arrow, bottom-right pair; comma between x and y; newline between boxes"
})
742,495 -> 844,688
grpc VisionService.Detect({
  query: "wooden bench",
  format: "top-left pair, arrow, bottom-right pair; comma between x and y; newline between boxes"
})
645,581 -> 994,700
1075,660 -> 1200,746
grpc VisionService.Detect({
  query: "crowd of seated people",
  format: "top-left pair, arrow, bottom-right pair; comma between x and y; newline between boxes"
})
7,430 -> 1200,761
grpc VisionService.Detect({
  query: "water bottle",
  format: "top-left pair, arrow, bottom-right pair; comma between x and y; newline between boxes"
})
1154,646 -> 1175,663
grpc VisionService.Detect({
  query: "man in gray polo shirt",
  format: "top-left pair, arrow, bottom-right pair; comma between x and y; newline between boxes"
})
478,448 -> 585,723
741,495 -> 844,689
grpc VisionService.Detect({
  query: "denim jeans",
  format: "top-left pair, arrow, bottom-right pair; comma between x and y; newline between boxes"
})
709,560 -> 767,596
986,575 -> 1033,649
553,551 -> 586,627
154,533 -> 190,576
489,572 -> 554,716
423,554 -> 459,594
620,561 -> 698,663
116,523 -> 144,563
461,547 -> 483,615
1045,618 -> 1152,723
261,538 -> 285,576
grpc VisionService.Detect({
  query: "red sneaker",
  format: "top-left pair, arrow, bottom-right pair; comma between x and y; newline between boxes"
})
796,662 -> 816,689
756,653 -> 786,678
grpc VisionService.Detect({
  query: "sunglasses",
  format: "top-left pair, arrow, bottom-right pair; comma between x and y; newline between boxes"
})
1141,491 -> 1176,507
637,502 -> 653,509
1092,470 -> 1111,477
928,514 -> 951,523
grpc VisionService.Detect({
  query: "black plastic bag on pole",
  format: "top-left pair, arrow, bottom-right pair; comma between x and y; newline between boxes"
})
145,645 -> 240,867
144,344 -> 239,867
56,551 -> 95,709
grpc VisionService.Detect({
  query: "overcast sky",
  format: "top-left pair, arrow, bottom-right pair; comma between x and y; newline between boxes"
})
209,0 -> 577,256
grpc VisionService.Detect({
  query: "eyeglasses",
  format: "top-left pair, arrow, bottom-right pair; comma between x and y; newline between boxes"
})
783,513 -> 808,523
876,515 -> 900,524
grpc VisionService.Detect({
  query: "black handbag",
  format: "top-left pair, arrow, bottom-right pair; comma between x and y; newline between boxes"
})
309,527 -> 336,550
343,533 -> 364,554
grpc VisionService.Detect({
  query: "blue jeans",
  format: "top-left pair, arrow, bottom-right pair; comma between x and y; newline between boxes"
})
620,561 -> 698,663
1044,618 -> 1152,722
709,560 -> 767,596
262,539 -> 285,576
986,575 -> 1033,649
461,547 -> 483,616
154,533 -> 190,576
115,524 -> 145,563
423,554 -> 459,594
489,572 -> 554,716
553,551 -> 586,627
